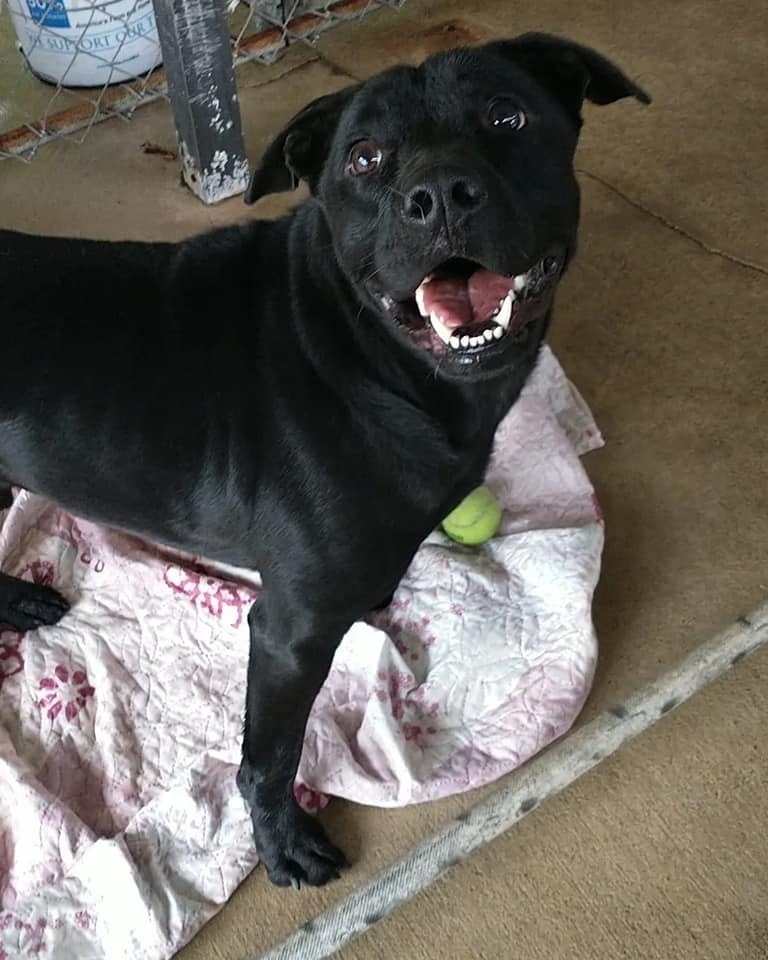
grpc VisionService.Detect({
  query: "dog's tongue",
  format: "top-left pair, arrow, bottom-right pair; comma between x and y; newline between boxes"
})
419,270 -> 515,328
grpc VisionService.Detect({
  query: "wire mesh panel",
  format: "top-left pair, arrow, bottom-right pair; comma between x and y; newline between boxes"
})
0,0 -> 166,160
0,0 -> 403,164
229,0 -> 403,67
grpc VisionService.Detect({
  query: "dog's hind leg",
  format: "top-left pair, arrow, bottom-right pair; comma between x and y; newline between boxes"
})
0,571 -> 69,631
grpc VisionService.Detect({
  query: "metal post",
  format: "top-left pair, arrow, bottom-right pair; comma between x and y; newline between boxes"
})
152,0 -> 249,204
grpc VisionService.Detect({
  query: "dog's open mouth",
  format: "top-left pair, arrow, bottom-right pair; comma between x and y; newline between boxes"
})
378,252 -> 563,357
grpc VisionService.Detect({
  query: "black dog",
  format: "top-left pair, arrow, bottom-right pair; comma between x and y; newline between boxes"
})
0,34 -> 648,888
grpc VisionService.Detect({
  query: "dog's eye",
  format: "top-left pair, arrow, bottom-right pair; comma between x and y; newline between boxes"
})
347,141 -> 383,176
488,99 -> 526,130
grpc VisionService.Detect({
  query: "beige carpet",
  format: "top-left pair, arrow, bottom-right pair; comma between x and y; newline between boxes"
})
1,0 -> 766,956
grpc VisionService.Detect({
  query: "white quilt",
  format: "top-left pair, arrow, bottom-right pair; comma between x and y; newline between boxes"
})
0,346 -> 603,958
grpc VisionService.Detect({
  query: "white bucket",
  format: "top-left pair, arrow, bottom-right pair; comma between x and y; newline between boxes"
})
8,0 -> 162,87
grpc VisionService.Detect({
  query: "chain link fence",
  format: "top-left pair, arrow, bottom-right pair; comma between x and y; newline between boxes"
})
0,0 -> 403,164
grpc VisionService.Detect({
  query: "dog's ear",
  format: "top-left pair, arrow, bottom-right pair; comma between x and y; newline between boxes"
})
484,33 -> 650,121
244,84 -> 361,205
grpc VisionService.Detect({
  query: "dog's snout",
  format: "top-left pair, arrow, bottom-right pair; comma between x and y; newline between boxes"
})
403,174 -> 486,225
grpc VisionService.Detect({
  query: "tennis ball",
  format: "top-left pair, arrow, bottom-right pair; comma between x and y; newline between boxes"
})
441,486 -> 502,545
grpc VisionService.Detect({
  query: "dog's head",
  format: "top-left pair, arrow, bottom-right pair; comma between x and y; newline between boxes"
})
246,33 -> 649,377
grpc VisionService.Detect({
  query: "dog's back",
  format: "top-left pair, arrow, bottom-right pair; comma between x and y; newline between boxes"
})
1,228 -> 173,318
0,226 -> 281,556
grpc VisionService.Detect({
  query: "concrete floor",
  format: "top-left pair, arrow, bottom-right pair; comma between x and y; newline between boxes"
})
1,0 -> 767,957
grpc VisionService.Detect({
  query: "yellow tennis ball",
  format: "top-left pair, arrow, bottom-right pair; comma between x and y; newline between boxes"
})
441,486 -> 502,545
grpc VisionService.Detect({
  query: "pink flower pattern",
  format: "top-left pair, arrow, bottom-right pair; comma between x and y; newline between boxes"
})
373,600 -> 437,665
38,666 -> 95,722
294,782 -> 329,814
19,559 -> 55,588
0,630 -> 24,692
163,565 -> 256,628
374,670 -> 441,747
0,915 -> 48,955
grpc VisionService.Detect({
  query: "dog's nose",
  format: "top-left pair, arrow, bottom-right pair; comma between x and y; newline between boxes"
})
403,175 -> 486,224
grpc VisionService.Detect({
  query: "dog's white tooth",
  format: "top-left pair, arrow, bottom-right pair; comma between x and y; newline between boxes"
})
468,336 -> 478,346
513,274 -> 528,292
460,335 -> 470,347
415,285 -> 428,317
483,328 -> 494,342
493,325 -> 504,339
495,293 -> 513,330
429,311 -> 452,345
450,336 -> 461,349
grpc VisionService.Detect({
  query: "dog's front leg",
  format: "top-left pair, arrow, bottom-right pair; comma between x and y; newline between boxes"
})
237,597 -> 349,888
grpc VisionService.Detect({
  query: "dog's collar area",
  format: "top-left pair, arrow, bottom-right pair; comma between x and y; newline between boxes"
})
377,253 -> 563,358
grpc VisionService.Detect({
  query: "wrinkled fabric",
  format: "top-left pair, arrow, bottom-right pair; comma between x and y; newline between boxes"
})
0,347 -> 603,959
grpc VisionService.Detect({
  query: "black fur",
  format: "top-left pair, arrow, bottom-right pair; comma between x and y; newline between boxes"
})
0,34 -> 647,887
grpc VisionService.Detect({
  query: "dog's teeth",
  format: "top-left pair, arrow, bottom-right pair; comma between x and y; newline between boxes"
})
494,293 -> 513,331
469,336 -> 480,347
483,328 -> 494,342
429,311 -> 452,345
450,336 -> 461,349
415,285 -> 429,317
492,325 -> 504,339
380,294 -> 394,309
460,335 -> 470,347
513,274 -> 528,293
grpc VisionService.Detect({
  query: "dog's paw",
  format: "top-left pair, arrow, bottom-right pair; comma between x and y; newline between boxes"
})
0,581 -> 70,631
256,804 -> 349,889
238,764 -> 348,888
